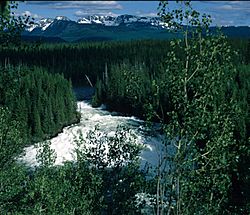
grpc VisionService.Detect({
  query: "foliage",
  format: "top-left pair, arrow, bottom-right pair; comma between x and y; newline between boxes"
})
0,106 -> 23,167
36,141 -> 57,167
0,1 -> 249,214
74,125 -> 146,214
0,65 -> 79,142
75,124 -> 143,168
0,124 -> 147,214
0,40 -> 170,85
0,38 -> 248,87
149,1 -> 250,214
0,1 -> 33,48
0,163 -> 28,214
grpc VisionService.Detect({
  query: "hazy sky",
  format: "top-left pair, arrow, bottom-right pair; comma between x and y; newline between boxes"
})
16,1 -> 250,26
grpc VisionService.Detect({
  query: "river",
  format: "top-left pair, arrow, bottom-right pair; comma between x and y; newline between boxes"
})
20,88 -> 168,170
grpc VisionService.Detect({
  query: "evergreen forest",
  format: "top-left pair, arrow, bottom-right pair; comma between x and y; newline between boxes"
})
0,1 -> 249,214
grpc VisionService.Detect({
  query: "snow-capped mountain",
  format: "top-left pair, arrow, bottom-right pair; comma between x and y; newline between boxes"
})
23,14 -> 250,43
78,14 -> 166,27
26,16 -> 71,32
77,15 -> 116,26
55,16 -> 70,21
40,18 -> 54,31
26,14 -> 167,32
26,18 -> 54,32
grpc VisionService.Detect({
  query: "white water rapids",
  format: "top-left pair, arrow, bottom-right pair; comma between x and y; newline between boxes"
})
20,100 -> 167,169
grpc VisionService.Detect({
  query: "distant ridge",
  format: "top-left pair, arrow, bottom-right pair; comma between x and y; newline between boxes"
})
22,14 -> 250,42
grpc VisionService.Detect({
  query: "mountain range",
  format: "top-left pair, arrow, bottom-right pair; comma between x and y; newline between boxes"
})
22,15 -> 250,42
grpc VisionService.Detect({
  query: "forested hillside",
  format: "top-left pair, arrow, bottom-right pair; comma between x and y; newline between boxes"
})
0,1 -> 249,214
0,40 -> 170,85
0,65 -> 79,142
1,38 -> 249,85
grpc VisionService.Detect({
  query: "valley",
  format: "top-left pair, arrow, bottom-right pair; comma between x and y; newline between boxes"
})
0,1 -> 249,214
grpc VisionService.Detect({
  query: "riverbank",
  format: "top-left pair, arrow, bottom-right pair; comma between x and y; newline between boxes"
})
26,86 -> 91,145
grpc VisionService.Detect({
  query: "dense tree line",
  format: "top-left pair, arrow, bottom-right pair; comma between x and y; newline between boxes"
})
0,40 -> 170,86
0,38 -> 249,86
91,40 -> 249,137
93,61 -> 169,122
1,1 -> 249,214
0,65 -> 79,143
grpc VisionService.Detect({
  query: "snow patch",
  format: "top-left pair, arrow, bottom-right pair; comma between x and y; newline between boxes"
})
42,23 -> 52,31
55,16 -> 70,21
26,25 -> 37,32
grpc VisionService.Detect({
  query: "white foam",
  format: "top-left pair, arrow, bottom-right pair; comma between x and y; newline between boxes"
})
19,101 -> 165,169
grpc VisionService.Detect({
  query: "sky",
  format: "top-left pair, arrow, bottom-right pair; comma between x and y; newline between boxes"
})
16,1 -> 250,26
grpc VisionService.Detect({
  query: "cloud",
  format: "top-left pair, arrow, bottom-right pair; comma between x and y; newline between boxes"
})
75,10 -> 119,17
214,2 -> 250,12
25,1 -> 123,10
66,1 -> 122,17
218,5 -> 233,10
22,10 -> 39,18
217,4 -> 250,13
14,10 -> 42,20
135,11 -> 158,17
25,1 -> 123,19
212,13 -> 236,26
194,1 -> 250,26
